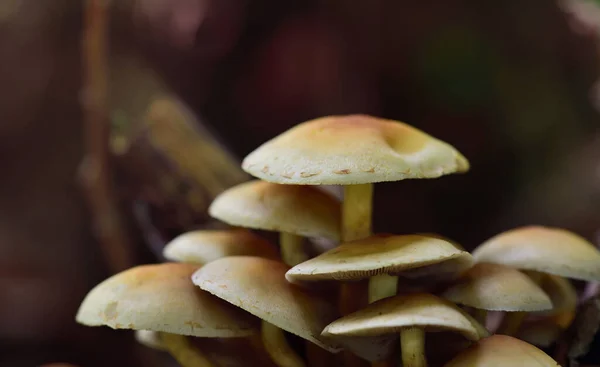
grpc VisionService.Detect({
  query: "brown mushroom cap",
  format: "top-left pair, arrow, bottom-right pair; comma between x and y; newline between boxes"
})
209,180 -> 341,240
444,334 -> 560,367
441,263 -> 552,312
286,234 -> 473,283
162,229 -> 279,264
76,263 -> 259,337
191,256 -> 340,351
472,226 -> 600,281
242,114 -> 469,185
322,293 -> 488,340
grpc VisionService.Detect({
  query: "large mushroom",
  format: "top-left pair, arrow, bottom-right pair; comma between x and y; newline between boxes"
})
322,293 -> 489,367
242,114 -> 469,309
443,334 -> 560,367
76,263 -> 259,367
472,226 -> 600,334
441,263 -> 553,324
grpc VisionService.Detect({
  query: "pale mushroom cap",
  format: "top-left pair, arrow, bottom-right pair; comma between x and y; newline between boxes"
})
286,234 -> 473,283
444,335 -> 560,367
441,263 -> 552,312
534,274 -> 577,318
209,180 -> 341,240
162,229 -> 279,264
191,256 -> 340,352
472,226 -> 600,281
242,115 -> 469,185
322,293 -> 487,341
135,330 -> 166,351
76,263 -> 258,337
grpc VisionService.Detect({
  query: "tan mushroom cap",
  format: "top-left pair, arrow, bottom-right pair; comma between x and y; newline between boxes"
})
286,234 -> 473,283
242,114 -> 469,185
209,180 -> 341,240
516,319 -> 564,347
76,263 -> 258,337
444,335 -> 560,367
322,293 -> 488,341
472,226 -> 600,281
162,229 -> 279,264
135,330 -> 166,351
534,274 -> 577,319
441,263 -> 552,312
192,256 -> 341,351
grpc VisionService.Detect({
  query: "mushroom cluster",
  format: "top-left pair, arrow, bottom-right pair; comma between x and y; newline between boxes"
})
75,115 -> 597,366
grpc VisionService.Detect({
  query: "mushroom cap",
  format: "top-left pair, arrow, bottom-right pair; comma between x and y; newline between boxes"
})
208,180 -> 341,240
444,335 -> 560,367
533,274 -> 577,319
135,330 -> 166,351
441,263 -> 552,312
242,114 -> 469,185
322,293 -> 488,341
472,226 -> 600,281
76,263 -> 258,337
516,319 -> 564,348
162,229 -> 279,264
286,234 -> 473,283
191,256 -> 340,352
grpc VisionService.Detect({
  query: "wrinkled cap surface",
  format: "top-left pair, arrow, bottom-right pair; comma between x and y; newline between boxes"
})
242,115 -> 469,185
444,335 -> 560,367
76,263 -> 258,337
472,226 -> 600,281
209,180 -> 341,240
286,234 -> 473,283
322,293 -> 488,341
163,229 -> 279,264
442,263 -> 552,312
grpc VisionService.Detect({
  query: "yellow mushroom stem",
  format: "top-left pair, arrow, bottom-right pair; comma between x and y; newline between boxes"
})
262,321 -> 306,367
497,271 -> 546,335
341,183 -> 374,367
160,333 -> 214,367
473,309 -> 488,325
280,232 -> 308,267
401,327 -> 426,367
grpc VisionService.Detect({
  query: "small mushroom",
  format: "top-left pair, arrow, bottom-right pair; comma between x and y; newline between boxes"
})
322,293 -> 488,367
443,335 -> 560,367
286,234 -> 473,301
76,263 -> 259,367
441,263 -> 552,325
209,179 -> 341,266
472,226 -> 600,335
163,229 -> 279,264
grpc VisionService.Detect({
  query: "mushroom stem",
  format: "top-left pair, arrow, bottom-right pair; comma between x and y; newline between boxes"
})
497,271 -> 546,335
262,320 -> 306,367
473,309 -> 488,325
368,274 -> 399,303
160,333 -> 214,367
400,327 -> 426,367
280,232 -> 308,267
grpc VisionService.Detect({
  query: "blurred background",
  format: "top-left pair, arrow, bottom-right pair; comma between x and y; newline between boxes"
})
1,0 -> 600,366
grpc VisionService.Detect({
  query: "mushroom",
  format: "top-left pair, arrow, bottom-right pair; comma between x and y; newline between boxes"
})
322,293 -> 489,367
208,179 -> 340,266
286,234 -> 473,301
192,256 -> 390,366
441,263 -> 553,325
472,226 -> 600,334
76,263 -> 259,367
443,335 -> 560,367
163,228 -> 279,264
241,115 -> 469,308
135,330 -> 167,351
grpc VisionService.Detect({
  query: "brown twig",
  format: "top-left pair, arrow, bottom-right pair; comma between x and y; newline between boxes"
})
80,0 -> 134,273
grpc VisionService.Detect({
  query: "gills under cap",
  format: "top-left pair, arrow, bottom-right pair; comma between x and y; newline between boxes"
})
472,226 -> 600,281
441,263 -> 552,312
209,180 -> 341,240
163,229 -> 279,264
242,114 -> 469,185
76,263 -> 258,337
286,234 -> 473,283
